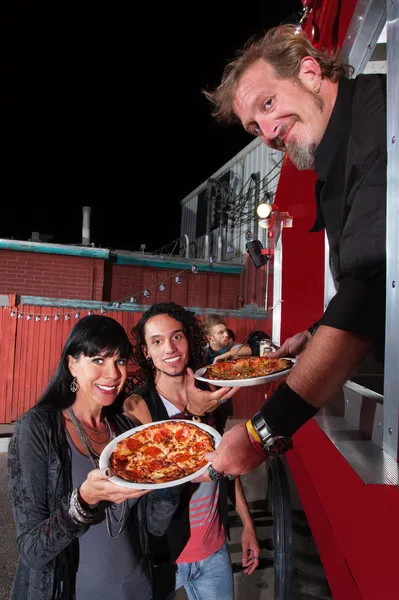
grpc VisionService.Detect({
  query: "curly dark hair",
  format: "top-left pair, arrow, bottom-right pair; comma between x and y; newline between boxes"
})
131,302 -> 208,383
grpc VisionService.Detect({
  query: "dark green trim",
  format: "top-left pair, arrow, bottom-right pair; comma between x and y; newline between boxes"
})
0,239 -> 109,259
113,254 -> 244,274
20,296 -> 268,319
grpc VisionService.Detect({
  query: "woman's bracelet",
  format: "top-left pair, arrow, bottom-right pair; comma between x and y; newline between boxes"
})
68,488 -> 99,525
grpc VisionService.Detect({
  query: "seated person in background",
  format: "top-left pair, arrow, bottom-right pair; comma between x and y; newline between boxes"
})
226,328 -> 236,344
124,302 -> 259,600
202,314 -> 252,364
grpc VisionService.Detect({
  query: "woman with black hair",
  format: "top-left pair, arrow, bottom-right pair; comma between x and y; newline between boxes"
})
8,314 -> 175,600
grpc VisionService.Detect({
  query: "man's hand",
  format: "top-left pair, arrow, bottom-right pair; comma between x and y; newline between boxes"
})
205,422 -> 267,476
241,525 -> 260,575
271,330 -> 311,358
186,368 -> 238,416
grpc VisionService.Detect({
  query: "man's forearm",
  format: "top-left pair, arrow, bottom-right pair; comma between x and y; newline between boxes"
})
232,344 -> 252,358
231,478 -> 255,529
287,325 -> 372,408
256,325 -> 372,438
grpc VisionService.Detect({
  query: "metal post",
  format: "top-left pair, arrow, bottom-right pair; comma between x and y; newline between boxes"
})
252,172 -> 261,240
205,180 -> 212,259
383,0 -> 399,460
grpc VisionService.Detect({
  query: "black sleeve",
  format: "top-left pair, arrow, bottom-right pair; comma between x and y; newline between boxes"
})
318,148 -> 386,343
7,413 -> 88,570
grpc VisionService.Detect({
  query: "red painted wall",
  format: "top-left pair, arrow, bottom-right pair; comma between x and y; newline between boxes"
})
276,161 -> 325,342
110,265 -> 241,309
0,304 -> 270,422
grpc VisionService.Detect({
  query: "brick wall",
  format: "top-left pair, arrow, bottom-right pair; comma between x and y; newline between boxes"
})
0,250 -> 104,300
0,250 -> 242,307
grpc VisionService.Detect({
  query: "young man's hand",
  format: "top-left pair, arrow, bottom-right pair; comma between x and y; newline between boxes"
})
186,368 -> 238,416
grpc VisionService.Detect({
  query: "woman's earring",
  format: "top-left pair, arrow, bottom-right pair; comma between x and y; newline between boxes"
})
70,377 -> 80,393
146,355 -> 152,362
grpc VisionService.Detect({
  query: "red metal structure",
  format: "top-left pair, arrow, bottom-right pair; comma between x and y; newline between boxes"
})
274,1 -> 399,598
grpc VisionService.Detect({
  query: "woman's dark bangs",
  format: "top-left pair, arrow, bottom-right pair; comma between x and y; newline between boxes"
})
78,332 -> 132,359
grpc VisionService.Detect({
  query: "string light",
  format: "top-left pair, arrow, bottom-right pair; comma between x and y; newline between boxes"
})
227,245 -> 235,254
88,310 -> 93,316
6,261 -> 218,320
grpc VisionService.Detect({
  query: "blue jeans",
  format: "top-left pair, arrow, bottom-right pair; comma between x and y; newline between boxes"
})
169,542 -> 234,600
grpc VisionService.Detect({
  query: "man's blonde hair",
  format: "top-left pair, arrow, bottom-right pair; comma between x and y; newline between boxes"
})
204,24 -> 353,124
202,314 -> 226,337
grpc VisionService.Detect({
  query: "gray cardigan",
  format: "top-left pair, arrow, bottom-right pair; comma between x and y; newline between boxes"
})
8,407 -> 182,600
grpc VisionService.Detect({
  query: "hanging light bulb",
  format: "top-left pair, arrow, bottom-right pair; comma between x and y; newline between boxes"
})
54,315 -> 60,321
100,307 -> 107,314
116,302 -> 122,309
209,255 -> 214,265
256,203 -> 272,219
44,315 -> 50,322
144,289 -> 150,297
227,244 -> 235,253
18,313 -> 24,319
130,296 -> 136,303
159,282 -> 166,292
75,312 -> 80,319
10,311 -> 16,317
65,314 -> 71,321
175,276 -> 182,284
27,314 -> 32,321
192,265 -> 198,274
35,315 -> 41,322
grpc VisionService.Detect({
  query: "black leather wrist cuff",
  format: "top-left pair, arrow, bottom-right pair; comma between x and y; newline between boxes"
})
260,382 -> 319,437
307,323 -> 319,336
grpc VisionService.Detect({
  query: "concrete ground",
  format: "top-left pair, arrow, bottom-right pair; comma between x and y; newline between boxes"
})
0,419 -> 331,600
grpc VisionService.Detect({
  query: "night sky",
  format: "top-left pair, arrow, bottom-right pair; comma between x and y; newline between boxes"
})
4,2 -> 300,251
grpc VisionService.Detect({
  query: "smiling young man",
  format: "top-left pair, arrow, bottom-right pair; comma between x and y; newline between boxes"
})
123,303 -> 259,600
202,25 -> 386,476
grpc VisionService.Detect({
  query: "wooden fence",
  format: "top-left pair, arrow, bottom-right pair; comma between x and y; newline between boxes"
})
0,299 -> 278,422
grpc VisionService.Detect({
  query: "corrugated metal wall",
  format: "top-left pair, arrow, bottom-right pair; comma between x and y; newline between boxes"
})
0,304 -> 277,422
180,138 -> 284,261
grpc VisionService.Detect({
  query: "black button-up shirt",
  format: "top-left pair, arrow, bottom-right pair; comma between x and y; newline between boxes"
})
311,74 -> 387,347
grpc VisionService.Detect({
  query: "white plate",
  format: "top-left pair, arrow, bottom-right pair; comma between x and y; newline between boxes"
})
194,359 -> 295,388
99,419 -> 221,490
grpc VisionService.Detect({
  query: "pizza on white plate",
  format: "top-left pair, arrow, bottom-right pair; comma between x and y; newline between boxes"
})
110,421 -> 215,484
203,356 -> 292,381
